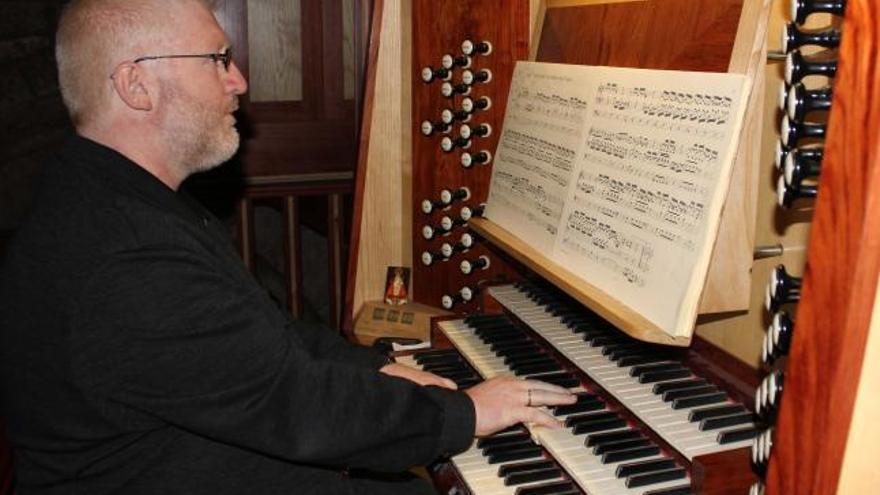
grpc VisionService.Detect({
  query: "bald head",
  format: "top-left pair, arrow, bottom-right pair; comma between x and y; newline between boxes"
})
56,0 -> 211,127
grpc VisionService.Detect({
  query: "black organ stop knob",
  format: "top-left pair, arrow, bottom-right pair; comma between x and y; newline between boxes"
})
786,83 -> 832,122
780,115 -> 826,148
441,53 -> 471,69
461,68 -> 493,86
445,233 -> 477,256
763,311 -> 794,365
460,204 -> 486,222
785,49 -> 838,85
750,482 -> 766,495
461,150 -> 492,168
459,123 -> 492,140
462,96 -> 492,114
751,427 -> 775,477
791,0 -> 847,24
784,149 -> 823,187
420,119 -> 450,136
420,248 -> 448,267
775,140 -> 823,171
461,39 -> 493,56
460,255 -> 491,274
440,215 -> 465,232
440,136 -> 471,153
442,108 -> 471,124
421,187 -> 469,214
782,23 -> 841,52
765,264 -> 802,313
756,371 -> 785,424
441,286 -> 476,309
777,174 -> 818,208
441,81 -> 471,98
421,66 -> 450,83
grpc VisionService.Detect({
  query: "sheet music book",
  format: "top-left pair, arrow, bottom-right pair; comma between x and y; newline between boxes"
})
485,61 -> 751,338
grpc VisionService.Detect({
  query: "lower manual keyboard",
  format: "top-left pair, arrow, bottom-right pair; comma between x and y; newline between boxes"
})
488,283 -> 757,460
415,318 -> 695,495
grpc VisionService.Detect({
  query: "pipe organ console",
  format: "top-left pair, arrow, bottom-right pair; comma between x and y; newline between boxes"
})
346,0 -> 879,492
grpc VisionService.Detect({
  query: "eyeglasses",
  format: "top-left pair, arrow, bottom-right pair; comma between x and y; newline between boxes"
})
133,48 -> 232,71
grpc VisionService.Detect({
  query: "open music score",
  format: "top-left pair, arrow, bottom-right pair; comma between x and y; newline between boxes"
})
484,62 -> 751,341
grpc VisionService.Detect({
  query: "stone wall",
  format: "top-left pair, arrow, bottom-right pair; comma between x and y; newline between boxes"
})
0,1 -> 71,233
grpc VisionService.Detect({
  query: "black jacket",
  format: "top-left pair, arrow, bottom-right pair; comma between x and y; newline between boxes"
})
0,135 -> 474,494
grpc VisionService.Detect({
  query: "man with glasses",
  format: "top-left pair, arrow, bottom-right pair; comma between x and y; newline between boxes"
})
0,0 -> 575,494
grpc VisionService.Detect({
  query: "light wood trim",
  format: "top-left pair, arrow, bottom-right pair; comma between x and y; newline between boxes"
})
344,0 -> 413,332
698,0 -> 771,313
837,271 -> 880,493
470,218 -> 691,346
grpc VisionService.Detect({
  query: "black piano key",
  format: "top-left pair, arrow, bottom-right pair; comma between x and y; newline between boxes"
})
617,354 -> 677,367
625,467 -> 687,488
481,333 -> 530,345
420,362 -> 466,374
553,396 -> 604,416
653,379 -> 709,395
477,432 -> 531,449
615,458 -> 677,478
491,341 -> 541,353
504,467 -> 564,486
513,361 -> 562,376
601,342 -> 647,356
586,428 -> 642,447
699,412 -> 754,431
413,352 -> 463,364
413,348 -> 461,359
639,369 -> 692,384
439,370 -> 479,383
642,485 -> 693,495
564,411 -> 619,428
497,459 -> 556,477
514,480 -> 579,495
688,404 -> 747,422
502,348 -> 548,362
506,354 -> 557,367
482,438 -> 535,456
532,372 -> 580,389
661,385 -> 719,402
464,314 -> 509,325
593,437 -> 651,455
456,377 -> 481,389
630,363 -> 687,378
487,445 -> 544,464
717,425 -> 758,444
572,417 -> 627,435
671,392 -> 728,410
601,445 -> 661,464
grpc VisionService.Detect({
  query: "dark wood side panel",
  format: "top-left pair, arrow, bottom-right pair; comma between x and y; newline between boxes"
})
537,0 -> 743,72
0,417 -> 12,495
766,1 -> 880,492
411,0 -> 531,311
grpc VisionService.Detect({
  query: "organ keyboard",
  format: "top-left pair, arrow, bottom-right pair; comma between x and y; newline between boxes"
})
397,282 -> 758,494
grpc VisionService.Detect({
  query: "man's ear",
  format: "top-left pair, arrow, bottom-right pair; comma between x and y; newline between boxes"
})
110,63 -> 153,111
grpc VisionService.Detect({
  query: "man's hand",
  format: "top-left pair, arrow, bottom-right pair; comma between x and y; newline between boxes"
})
464,375 -> 576,436
380,362 -> 458,390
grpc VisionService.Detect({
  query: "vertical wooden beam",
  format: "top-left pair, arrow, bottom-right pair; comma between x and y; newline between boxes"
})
238,197 -> 256,271
283,195 -> 304,318
327,193 -> 345,330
